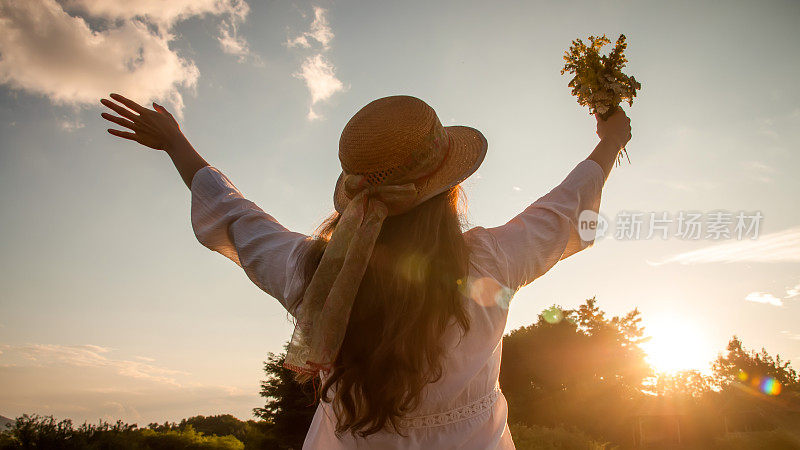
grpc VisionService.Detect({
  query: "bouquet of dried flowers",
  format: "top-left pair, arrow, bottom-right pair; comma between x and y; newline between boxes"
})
561,34 -> 641,163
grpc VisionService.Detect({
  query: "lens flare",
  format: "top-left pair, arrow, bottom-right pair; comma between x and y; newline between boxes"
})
739,370 -> 782,396
461,276 -> 514,309
542,306 -> 564,324
398,252 -> 430,283
760,377 -> 782,396
737,369 -> 748,381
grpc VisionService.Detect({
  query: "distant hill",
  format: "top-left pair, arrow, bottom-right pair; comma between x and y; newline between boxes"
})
0,415 -> 14,431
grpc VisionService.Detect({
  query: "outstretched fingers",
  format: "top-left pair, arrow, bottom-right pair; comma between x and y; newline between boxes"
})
152,102 -> 170,116
101,112 -> 136,130
107,128 -> 139,142
110,93 -> 147,114
101,98 -> 138,121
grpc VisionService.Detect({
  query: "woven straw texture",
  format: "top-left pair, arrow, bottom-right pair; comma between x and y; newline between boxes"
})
334,95 -> 487,214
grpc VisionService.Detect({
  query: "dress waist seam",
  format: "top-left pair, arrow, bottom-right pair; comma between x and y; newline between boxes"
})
398,385 -> 502,429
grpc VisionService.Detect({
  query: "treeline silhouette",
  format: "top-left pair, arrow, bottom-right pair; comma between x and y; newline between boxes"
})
2,298 -> 799,449
500,298 -> 800,448
0,415 -> 256,449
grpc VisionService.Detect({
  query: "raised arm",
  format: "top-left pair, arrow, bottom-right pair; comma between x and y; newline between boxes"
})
588,107 -> 632,181
189,165 -> 309,315
100,93 -> 208,188
101,94 -> 309,315
465,109 -> 631,293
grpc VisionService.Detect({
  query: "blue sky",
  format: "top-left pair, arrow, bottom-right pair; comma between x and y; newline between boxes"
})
1,0 -> 799,424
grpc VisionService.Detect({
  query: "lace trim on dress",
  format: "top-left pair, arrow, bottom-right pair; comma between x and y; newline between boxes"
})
398,386 -> 501,429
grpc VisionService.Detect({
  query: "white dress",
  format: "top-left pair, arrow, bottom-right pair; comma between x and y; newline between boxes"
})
190,159 -> 606,449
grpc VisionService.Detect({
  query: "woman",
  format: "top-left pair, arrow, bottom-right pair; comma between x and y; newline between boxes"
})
101,94 -> 631,449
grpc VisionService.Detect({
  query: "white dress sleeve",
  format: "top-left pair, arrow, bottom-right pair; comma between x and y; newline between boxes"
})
465,159 -> 606,293
190,165 -> 309,315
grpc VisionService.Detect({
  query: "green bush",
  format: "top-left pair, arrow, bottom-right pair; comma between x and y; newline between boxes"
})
139,426 -> 244,449
509,423 -> 616,450
0,415 -> 245,450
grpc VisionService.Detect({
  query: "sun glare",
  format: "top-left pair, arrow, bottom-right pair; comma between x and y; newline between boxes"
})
640,315 -> 715,374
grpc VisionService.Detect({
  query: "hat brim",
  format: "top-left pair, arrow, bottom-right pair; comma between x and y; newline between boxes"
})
333,125 -> 487,214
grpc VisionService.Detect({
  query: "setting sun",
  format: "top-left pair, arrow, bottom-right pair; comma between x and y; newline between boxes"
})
640,315 -> 716,374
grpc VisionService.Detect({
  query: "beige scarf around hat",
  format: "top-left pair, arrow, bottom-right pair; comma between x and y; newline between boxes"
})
283,176 -> 419,380
281,95 -> 487,380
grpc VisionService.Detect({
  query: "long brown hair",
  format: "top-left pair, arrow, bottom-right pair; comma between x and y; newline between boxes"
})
296,185 -> 471,437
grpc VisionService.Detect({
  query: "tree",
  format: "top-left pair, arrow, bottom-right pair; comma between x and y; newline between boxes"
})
709,336 -> 800,434
712,335 -> 800,394
500,297 -> 651,442
254,345 -> 318,449
177,415 -> 270,449
650,370 -> 713,399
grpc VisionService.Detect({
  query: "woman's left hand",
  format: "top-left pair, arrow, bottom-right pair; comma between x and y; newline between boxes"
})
100,93 -> 183,151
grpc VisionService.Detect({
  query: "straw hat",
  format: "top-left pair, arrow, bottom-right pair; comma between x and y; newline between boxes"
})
285,96 -> 488,377
333,95 -> 487,214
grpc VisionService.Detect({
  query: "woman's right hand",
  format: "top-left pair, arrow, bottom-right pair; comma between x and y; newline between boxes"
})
595,107 -> 632,149
101,93 -> 184,151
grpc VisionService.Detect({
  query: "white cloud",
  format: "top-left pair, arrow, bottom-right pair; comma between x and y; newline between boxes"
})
655,226 -> 800,265
780,331 -> 800,340
294,54 -> 345,121
287,6 -> 345,121
745,292 -> 783,307
0,0 -> 199,115
218,22 -> 249,60
5,343 -> 185,385
739,281 -> 799,309
65,0 -> 254,62
62,0 -> 249,29
59,118 -> 85,132
0,343 -> 256,424
0,0 -> 254,117
785,283 -> 800,299
287,6 -> 334,50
